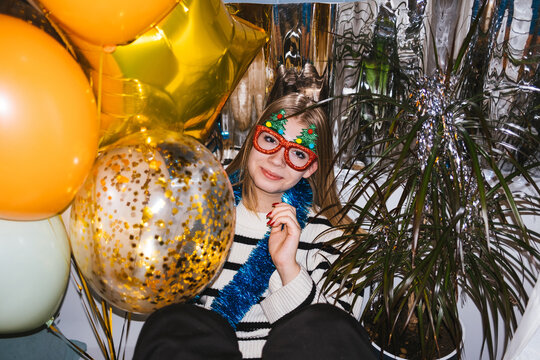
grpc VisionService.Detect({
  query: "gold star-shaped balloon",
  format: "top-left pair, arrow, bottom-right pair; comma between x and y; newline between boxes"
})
71,0 -> 267,146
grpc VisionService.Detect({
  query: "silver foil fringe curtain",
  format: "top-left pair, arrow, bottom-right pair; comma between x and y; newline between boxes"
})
212,0 -> 540,166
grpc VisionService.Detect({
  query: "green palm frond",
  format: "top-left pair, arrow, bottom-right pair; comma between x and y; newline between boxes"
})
322,1 -> 540,357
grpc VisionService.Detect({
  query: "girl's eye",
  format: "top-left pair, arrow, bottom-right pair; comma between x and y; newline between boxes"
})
291,149 -> 307,160
263,134 -> 278,144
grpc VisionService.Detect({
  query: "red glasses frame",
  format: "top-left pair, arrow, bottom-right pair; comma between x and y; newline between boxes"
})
252,125 -> 318,171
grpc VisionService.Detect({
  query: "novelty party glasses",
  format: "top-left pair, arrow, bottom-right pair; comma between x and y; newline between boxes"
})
252,125 -> 318,171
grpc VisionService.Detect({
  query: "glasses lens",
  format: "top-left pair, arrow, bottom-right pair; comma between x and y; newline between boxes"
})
256,130 -> 280,151
287,147 -> 310,168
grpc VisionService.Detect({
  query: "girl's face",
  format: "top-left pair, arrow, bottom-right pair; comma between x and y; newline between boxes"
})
247,116 -> 318,203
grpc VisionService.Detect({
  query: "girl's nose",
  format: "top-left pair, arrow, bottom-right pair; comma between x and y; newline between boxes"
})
268,147 -> 286,166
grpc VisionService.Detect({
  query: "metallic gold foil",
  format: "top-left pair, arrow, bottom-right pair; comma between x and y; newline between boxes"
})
70,0 -> 267,147
69,129 -> 235,314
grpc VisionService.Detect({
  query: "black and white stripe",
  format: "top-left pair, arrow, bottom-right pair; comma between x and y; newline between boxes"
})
196,203 -> 362,359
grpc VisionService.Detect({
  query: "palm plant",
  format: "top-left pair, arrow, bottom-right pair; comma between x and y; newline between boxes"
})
322,1 -> 540,359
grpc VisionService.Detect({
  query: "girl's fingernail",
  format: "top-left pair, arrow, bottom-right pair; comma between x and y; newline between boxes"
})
267,220 -> 272,225
272,202 -> 279,206
266,212 -> 271,218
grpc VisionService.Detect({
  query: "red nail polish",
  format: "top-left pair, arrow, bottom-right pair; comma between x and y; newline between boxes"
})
272,202 -> 279,206
266,212 -> 271,218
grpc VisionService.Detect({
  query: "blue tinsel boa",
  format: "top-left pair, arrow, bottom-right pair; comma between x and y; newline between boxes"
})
210,171 -> 313,329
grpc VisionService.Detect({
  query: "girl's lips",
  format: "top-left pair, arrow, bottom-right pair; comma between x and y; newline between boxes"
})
261,167 -> 282,180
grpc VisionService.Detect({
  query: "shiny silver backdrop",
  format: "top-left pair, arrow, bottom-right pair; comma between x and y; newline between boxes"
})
214,0 -> 539,167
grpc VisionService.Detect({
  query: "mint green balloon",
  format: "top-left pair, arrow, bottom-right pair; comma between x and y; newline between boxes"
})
0,216 -> 71,333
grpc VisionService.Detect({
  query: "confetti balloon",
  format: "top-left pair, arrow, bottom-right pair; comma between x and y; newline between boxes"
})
69,130 -> 235,314
69,0 -> 267,146
0,216 -> 71,333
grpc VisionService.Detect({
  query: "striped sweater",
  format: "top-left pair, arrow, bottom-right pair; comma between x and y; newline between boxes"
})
196,201 -> 362,359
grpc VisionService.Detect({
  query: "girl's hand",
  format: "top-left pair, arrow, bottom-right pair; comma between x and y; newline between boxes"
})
267,202 -> 301,285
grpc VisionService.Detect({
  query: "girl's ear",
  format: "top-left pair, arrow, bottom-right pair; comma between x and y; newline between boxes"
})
302,160 -> 318,179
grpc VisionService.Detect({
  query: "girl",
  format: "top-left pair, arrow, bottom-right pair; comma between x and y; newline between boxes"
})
133,93 -> 375,360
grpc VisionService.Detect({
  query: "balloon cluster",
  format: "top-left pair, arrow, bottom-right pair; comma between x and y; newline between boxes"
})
0,0 -> 265,332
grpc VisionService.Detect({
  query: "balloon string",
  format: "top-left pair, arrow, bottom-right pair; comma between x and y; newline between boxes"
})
72,262 -> 109,359
102,300 -> 117,360
47,321 -> 94,360
116,312 -> 132,360
73,260 -> 132,360
71,260 -> 116,360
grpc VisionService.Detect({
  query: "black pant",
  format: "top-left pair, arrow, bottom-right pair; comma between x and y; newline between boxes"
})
133,303 -> 377,360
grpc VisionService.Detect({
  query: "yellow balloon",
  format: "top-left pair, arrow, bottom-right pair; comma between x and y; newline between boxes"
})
71,0 -> 267,147
69,129 -> 235,314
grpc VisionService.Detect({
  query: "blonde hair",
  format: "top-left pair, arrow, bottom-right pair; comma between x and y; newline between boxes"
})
226,93 -> 348,226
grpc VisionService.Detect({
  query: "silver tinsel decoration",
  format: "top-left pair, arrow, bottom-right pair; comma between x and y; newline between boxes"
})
412,73 -> 482,270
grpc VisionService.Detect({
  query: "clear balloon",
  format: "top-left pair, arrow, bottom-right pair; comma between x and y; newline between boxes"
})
0,216 -> 71,334
0,15 -> 99,220
37,0 -> 177,46
69,130 -> 235,314
69,0 -> 267,146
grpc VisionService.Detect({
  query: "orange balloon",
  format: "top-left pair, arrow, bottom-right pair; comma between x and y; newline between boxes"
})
38,0 -> 178,46
0,15 -> 99,220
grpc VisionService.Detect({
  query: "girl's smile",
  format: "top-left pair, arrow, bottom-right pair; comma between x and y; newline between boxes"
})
261,167 -> 283,181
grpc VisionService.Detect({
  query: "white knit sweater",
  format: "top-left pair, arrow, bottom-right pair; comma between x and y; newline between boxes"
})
197,202 -> 362,359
